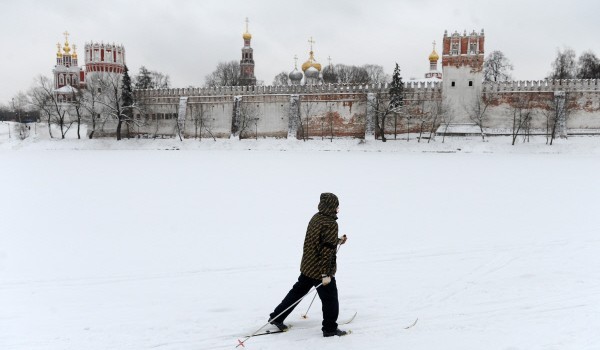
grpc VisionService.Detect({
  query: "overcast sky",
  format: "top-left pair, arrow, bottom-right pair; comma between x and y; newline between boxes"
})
1,0 -> 599,104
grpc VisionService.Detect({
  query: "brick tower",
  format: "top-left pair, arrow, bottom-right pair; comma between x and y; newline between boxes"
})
442,29 -> 485,122
239,18 -> 257,86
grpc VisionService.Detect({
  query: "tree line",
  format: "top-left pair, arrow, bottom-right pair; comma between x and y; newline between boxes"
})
3,66 -> 171,140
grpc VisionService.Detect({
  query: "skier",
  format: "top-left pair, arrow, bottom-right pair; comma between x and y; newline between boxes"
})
268,192 -> 348,337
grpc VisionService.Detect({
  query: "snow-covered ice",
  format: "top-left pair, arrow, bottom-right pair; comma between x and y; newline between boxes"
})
1,138 -> 600,349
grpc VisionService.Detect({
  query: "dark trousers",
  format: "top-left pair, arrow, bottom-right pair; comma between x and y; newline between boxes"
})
270,273 -> 339,332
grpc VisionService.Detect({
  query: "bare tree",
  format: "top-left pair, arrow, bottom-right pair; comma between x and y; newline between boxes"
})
134,66 -> 171,90
335,64 -> 370,84
325,104 -> 335,142
465,90 -> 494,141
509,94 -> 534,145
428,99 -> 446,143
11,92 -> 31,140
204,61 -> 241,87
440,102 -> 455,143
29,76 -> 54,138
414,99 -> 430,143
237,102 -> 260,140
483,51 -> 514,82
95,72 -> 139,140
544,91 -> 574,145
549,48 -> 577,80
28,75 -> 73,139
577,51 -> 600,79
70,89 -> 86,139
191,104 -> 216,141
363,64 -> 390,85
369,92 -> 394,142
82,77 -> 106,139
272,72 -> 290,86
299,96 -> 316,141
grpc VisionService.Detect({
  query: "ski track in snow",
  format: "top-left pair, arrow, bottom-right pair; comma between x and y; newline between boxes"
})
1,147 -> 600,349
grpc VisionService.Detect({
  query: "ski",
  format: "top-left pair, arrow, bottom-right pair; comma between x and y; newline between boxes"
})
246,312 -> 356,338
340,311 -> 357,325
404,318 -> 418,329
244,326 -> 291,338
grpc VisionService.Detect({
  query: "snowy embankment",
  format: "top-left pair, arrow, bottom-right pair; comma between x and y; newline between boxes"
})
1,142 -> 600,349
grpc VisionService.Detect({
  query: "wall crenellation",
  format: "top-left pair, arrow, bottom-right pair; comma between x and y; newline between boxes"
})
485,79 -> 600,93
134,82 -> 443,98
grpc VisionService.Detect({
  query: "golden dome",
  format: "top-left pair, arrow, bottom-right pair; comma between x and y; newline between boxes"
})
56,43 -> 63,58
429,41 -> 439,62
429,49 -> 439,62
63,41 -> 71,55
302,51 -> 321,72
243,18 -> 252,40
72,44 -> 78,59
62,31 -> 71,55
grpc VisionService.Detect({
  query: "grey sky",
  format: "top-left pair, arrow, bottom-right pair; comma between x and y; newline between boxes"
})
1,0 -> 599,104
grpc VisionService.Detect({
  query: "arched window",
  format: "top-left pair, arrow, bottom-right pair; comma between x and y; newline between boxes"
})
59,74 -> 64,85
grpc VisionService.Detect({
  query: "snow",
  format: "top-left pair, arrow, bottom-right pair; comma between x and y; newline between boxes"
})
54,85 -> 78,93
1,131 -> 600,349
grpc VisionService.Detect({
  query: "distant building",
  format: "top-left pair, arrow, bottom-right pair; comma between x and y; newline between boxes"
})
442,29 -> 485,124
425,41 -> 442,80
239,18 -> 257,86
53,31 -> 85,102
52,31 -> 126,101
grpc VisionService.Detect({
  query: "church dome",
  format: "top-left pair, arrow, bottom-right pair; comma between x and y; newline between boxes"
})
429,49 -> 439,62
305,66 -> 319,79
302,51 -> 322,72
429,41 -> 440,62
289,68 -> 303,82
243,32 -> 252,40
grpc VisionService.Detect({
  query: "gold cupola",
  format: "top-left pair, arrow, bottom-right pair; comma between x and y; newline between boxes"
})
243,17 -> 252,40
302,37 -> 322,72
72,44 -> 78,59
56,42 -> 63,58
62,31 -> 71,55
429,41 -> 439,62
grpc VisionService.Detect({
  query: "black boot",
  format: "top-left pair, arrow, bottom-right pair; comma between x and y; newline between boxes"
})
323,329 -> 348,337
269,320 -> 289,332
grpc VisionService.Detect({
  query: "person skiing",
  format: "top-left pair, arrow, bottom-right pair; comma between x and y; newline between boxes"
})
268,192 -> 348,337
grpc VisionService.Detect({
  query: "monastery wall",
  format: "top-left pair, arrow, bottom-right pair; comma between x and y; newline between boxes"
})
113,82 -> 443,140
482,80 -> 600,135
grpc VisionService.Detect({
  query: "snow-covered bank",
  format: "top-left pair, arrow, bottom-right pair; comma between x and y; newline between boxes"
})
1,147 -> 599,349
2,130 -> 600,156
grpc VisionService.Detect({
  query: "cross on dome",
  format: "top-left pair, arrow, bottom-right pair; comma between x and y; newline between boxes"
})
308,37 -> 315,51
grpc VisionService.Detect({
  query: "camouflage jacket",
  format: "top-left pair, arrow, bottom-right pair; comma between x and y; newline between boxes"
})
300,193 -> 340,280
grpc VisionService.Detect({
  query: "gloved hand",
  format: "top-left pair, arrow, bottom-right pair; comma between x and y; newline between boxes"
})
322,275 -> 332,286
339,234 -> 348,245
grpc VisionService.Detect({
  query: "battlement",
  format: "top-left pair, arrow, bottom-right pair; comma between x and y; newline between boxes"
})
134,81 -> 443,98
484,79 -> 600,93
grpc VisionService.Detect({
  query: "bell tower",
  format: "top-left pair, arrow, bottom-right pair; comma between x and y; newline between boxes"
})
239,17 -> 257,86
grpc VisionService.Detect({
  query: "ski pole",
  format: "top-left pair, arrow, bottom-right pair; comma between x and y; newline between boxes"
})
301,241 -> 343,319
236,283 -> 323,348
300,291 -> 318,319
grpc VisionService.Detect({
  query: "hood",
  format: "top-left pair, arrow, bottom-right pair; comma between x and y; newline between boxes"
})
318,192 -> 339,218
